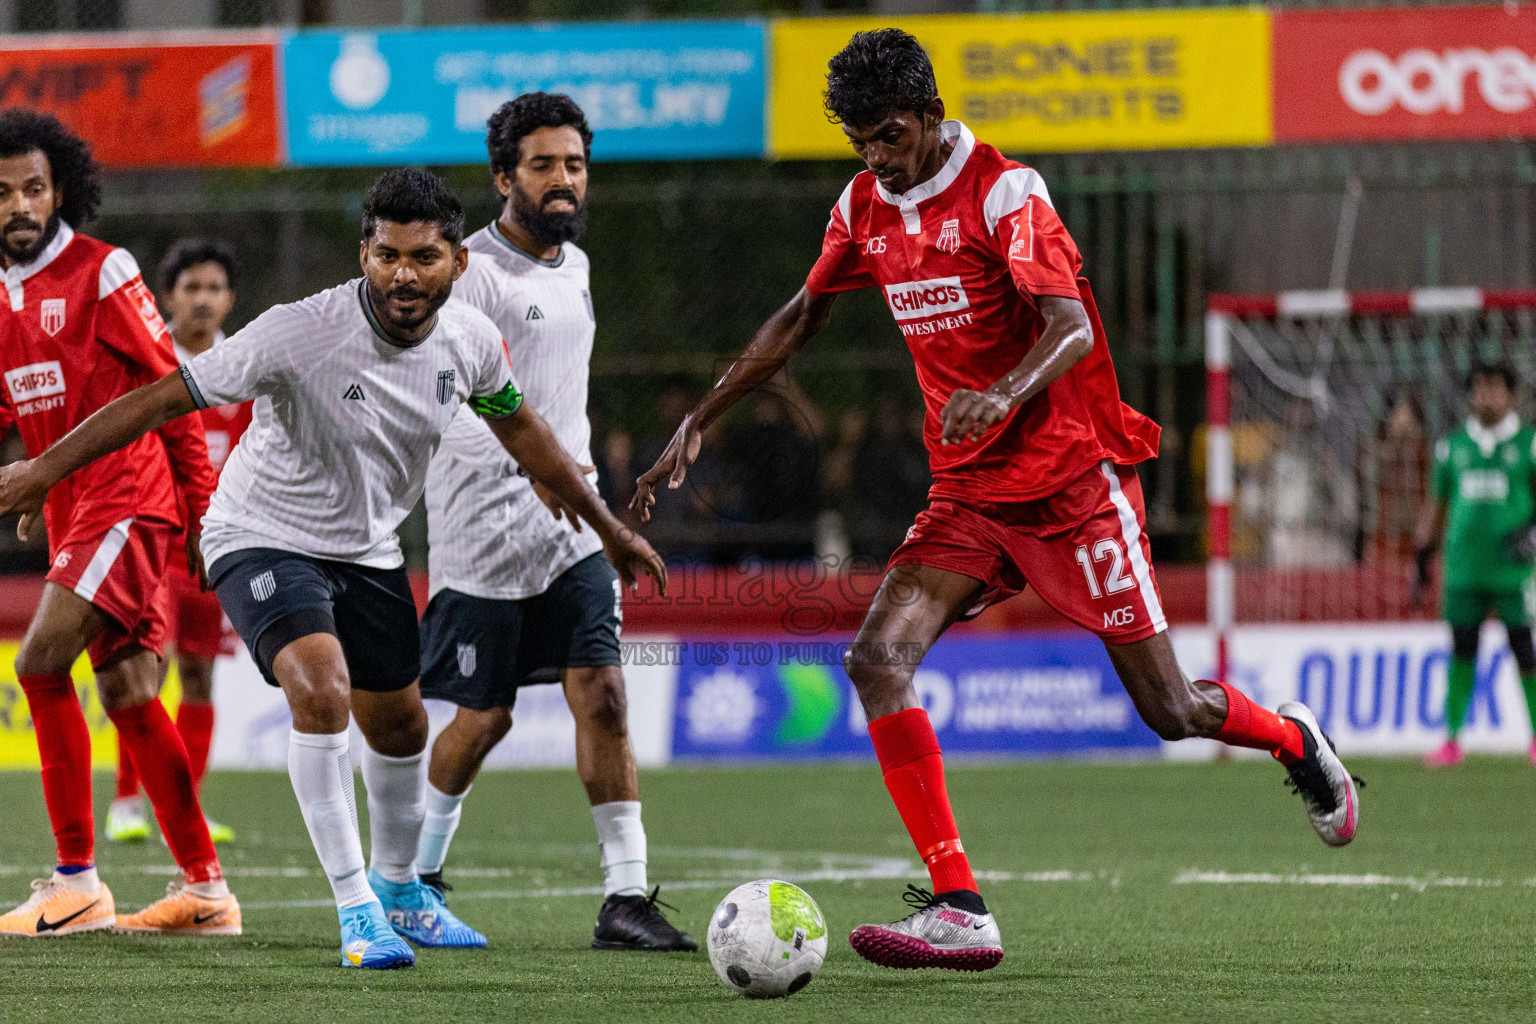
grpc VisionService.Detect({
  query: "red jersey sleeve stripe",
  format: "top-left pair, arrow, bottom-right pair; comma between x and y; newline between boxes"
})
983,167 -> 1053,235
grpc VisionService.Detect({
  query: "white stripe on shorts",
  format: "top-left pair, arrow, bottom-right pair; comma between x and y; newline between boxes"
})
73,517 -> 135,603
1100,463 -> 1167,634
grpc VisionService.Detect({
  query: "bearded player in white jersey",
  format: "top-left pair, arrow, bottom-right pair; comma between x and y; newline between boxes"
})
413,94 -> 694,953
0,168 -> 668,969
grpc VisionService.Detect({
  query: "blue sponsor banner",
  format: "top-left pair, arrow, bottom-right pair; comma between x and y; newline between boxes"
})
282,21 -> 765,166
671,633 -> 1159,761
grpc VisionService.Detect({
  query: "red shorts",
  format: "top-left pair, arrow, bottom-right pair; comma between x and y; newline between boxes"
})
164,557 -> 236,660
46,517 -> 173,669
889,460 -> 1167,644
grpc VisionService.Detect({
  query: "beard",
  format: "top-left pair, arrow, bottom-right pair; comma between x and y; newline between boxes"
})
512,184 -> 586,248
365,275 -> 452,335
0,210 -> 61,265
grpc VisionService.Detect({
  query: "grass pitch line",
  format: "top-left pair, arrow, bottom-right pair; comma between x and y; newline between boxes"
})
1173,870 -> 1508,892
235,867 -> 1095,912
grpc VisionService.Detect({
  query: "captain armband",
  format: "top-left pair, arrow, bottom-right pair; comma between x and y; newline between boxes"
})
469,380 -> 524,420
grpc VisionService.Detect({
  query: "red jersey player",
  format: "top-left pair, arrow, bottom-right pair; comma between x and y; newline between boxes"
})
107,238 -> 251,847
0,110 -> 240,936
635,30 -> 1360,972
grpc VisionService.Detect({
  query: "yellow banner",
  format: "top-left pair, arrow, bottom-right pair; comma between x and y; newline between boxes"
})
0,642 -> 184,770
769,11 -> 1272,159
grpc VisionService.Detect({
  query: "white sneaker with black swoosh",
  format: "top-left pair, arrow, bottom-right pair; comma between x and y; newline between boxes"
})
1278,701 -> 1361,847
849,885 -> 1003,971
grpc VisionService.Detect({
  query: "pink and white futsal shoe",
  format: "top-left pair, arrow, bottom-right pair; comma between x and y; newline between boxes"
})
1278,701 -> 1361,847
848,886 -> 1003,972
1423,739 -> 1465,768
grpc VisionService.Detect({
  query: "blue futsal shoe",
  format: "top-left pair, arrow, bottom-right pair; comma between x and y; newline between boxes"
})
338,901 -> 416,969
368,870 -> 488,949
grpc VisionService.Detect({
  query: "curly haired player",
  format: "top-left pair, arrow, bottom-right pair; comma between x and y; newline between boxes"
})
0,110 -> 238,937
634,29 -> 1362,972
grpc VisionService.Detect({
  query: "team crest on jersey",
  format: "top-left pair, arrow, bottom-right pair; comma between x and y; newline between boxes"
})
437,369 -> 456,405
457,643 -> 477,678
40,299 -> 66,336
935,219 -> 961,255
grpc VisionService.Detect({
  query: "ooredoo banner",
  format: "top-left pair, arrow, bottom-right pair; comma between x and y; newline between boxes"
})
0,32 -> 282,168
769,12 -> 1272,159
1272,5 -> 1536,143
282,22 -> 765,166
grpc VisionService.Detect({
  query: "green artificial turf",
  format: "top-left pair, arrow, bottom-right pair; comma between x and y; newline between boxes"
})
0,759 -> 1531,1023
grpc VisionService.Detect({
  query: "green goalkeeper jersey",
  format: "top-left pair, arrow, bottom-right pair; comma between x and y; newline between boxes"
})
1433,412 -> 1536,592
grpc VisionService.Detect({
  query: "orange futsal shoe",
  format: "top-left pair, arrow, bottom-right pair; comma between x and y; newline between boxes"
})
115,876 -> 242,936
0,875 -> 116,937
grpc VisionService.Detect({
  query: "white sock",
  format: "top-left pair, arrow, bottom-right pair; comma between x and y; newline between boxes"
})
53,867 -> 100,895
592,801 -> 647,897
414,782 -> 468,876
360,744 -> 426,885
186,879 -> 230,899
287,729 -> 374,909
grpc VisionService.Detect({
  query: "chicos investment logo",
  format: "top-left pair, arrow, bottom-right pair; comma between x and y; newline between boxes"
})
5,360 -> 66,416
883,277 -> 970,321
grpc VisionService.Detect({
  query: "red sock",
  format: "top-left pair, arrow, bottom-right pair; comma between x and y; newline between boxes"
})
868,707 -> 978,895
18,674 -> 94,868
175,702 -> 215,793
1209,680 -> 1306,765
115,731 -> 140,799
107,700 -> 221,883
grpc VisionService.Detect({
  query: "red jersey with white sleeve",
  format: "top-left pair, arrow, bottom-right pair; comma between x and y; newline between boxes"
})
173,334 -> 253,476
805,120 -> 1159,505
0,222 -> 216,560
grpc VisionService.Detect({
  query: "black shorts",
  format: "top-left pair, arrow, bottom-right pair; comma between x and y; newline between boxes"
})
208,547 -> 420,692
419,553 -> 622,711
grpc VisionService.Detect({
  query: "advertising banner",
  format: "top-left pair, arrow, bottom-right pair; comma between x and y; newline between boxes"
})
0,33 -> 281,168
1272,6 -> 1536,144
283,21 -> 765,166
672,633 -> 1160,760
768,11 -> 1271,159
1170,623 -> 1533,758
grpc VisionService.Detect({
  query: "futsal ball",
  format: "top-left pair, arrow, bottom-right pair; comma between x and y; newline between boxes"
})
707,879 -> 827,999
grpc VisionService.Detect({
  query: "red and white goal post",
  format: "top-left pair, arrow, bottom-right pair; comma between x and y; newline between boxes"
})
1205,287 -> 1536,683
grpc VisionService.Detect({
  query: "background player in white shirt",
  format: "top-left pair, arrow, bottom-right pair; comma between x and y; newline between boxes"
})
414,94 -> 694,953
0,169 -> 667,970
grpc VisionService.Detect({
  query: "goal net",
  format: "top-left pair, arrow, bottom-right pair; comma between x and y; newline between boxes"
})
1205,288 -> 1536,658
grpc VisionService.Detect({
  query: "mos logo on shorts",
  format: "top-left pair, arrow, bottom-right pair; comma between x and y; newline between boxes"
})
457,643 -> 476,678
250,570 -> 277,603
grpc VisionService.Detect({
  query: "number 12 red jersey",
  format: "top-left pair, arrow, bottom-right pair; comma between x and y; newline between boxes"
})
805,120 -> 1159,505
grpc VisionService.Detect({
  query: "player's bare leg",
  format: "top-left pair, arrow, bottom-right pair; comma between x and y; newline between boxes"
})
565,666 -> 695,952
1104,632 -> 1361,846
842,564 -> 1003,972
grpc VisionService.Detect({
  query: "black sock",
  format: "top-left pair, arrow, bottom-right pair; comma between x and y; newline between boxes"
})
936,888 -> 987,915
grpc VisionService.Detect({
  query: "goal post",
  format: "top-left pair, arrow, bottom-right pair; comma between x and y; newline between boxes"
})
1205,287 -> 1536,674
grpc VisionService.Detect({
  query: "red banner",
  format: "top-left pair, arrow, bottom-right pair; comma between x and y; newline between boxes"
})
0,33 -> 281,168
1274,6 -> 1536,143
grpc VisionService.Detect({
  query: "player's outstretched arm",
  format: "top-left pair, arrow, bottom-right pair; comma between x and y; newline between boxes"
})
630,286 -> 835,521
0,371 -> 198,540
486,403 -> 667,595
940,294 -> 1094,445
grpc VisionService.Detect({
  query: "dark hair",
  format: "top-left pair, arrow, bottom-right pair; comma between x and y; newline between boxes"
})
361,168 -> 465,246
1468,360 -> 1518,392
158,237 -> 240,294
0,108 -> 102,227
824,29 -> 938,129
486,92 -> 593,179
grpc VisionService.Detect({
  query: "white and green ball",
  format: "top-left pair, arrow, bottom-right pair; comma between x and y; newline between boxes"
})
707,879 -> 827,999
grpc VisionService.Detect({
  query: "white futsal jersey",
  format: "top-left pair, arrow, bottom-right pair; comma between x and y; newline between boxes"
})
182,279 -> 520,571
425,224 -> 604,601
